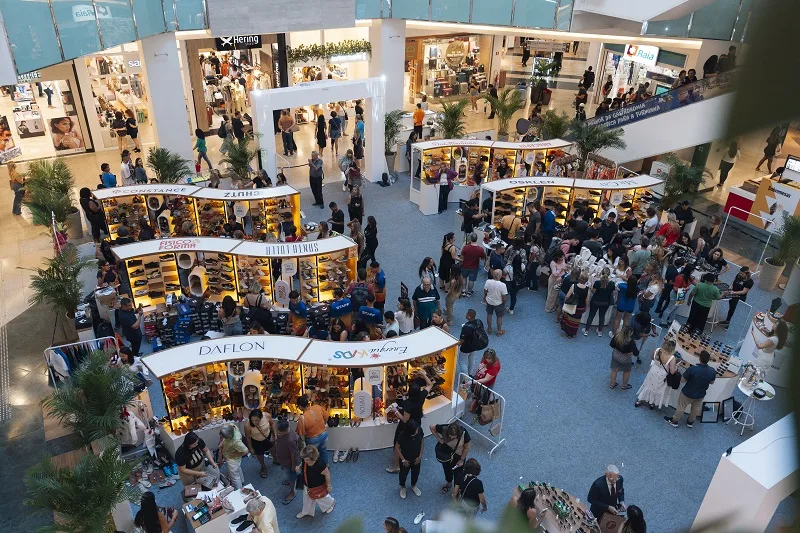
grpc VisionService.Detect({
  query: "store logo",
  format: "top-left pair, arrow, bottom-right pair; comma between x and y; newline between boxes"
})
128,60 -> 141,68
158,239 -> 201,251
264,242 -> 319,256
624,44 -> 659,66
216,35 -> 262,50
198,340 -> 267,355
332,340 -> 408,360
330,52 -> 368,63
509,179 -> 555,186
17,71 -> 40,83
72,4 -> 111,22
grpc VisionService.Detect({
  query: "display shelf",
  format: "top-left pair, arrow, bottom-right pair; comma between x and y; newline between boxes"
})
201,252 -> 240,302
237,256 -> 273,301
161,362 -> 231,434
104,196 -> 148,240
515,482 -> 600,533
195,199 -> 228,236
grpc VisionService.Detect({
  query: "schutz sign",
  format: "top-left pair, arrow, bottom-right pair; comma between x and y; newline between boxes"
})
624,44 -> 659,67
215,35 -> 262,50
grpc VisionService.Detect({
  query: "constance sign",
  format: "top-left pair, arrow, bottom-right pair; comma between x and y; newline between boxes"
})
216,35 -> 262,50
624,44 -> 659,67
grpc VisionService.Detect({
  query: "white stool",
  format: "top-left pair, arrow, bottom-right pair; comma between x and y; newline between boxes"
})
727,380 -> 775,436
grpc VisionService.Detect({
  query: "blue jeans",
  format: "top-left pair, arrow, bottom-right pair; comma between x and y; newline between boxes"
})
283,465 -> 297,485
456,351 -> 475,385
305,432 -> 329,466
196,150 -> 213,169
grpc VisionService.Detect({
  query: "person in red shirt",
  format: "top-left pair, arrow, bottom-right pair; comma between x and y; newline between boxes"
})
655,213 -> 681,246
659,263 -> 695,327
473,349 -> 501,388
284,225 -> 302,242
460,233 -> 486,296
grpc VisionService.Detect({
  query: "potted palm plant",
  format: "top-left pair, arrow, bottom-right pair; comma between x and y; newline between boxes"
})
28,244 -> 94,343
384,109 -> 405,175
568,120 -> 627,170
23,158 -> 83,239
486,86 -> 526,141
760,214 -> 800,291
540,110 -> 571,140
434,99 -> 469,139
146,147 -> 194,184
25,449 -> 133,533
658,153 -> 709,210
220,135 -> 260,187
529,77 -> 547,104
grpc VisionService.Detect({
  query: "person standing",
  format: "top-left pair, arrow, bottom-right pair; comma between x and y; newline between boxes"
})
412,276 -> 440,329
429,422 -> 471,495
135,491 -> 179,533
756,130 -> 781,173
347,185 -> 364,224
231,111 -> 246,143
609,326 -> 639,390
125,110 -> 141,153
582,66 -> 595,89
544,249 -> 568,313
328,111 -> 342,157
79,188 -> 106,241
541,205 -> 556,250
243,408 -> 277,480
717,141 -> 740,187
218,296 -> 243,336
278,109 -> 297,156
561,272 -> 589,338
460,233 -> 486,296
296,445 -> 335,518
635,336 -> 678,409
219,114 -> 234,155
457,309 -> 485,378
363,216 -> 378,264
175,431 -> 220,490
587,465 -> 626,521
328,202 -> 345,234
520,38 -> 531,68
296,395 -> 329,466
395,419 -> 424,499
622,505 -> 647,533
720,266 -> 753,328
244,497 -> 280,533
8,161 -> 24,216
316,111 -> 327,156
219,424 -> 249,489
120,150 -> 134,186
665,350 -> 716,428
308,151 -> 324,208
483,269 -> 508,336
686,273 -> 721,333
487,84 -> 498,119
118,298 -> 143,356
445,266 -> 464,326
412,103 -> 425,138
112,111 -> 128,153
435,162 -> 456,213
453,458 -> 487,517
273,419 -> 299,504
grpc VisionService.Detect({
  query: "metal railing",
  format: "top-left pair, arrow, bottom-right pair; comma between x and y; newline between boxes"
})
451,373 -> 506,457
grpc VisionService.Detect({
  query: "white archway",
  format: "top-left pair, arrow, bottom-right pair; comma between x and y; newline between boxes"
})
251,77 -> 386,183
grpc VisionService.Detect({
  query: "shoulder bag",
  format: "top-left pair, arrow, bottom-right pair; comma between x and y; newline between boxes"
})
459,477 -> 480,512
435,431 -> 464,463
304,463 -> 329,499
663,355 -> 681,389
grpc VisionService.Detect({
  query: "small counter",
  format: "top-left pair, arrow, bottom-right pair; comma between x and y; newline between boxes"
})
738,312 -> 791,388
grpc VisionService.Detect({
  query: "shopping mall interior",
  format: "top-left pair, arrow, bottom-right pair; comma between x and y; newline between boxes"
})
0,1 -> 797,532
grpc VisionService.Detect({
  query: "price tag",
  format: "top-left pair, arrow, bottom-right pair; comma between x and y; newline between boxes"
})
233,203 -> 247,218
353,390 -> 372,418
365,367 -> 383,386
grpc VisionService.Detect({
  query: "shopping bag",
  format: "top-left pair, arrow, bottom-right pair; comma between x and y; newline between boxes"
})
599,512 -> 625,533
562,302 -> 577,315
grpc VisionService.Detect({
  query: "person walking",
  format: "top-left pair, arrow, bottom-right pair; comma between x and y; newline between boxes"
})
520,38 -> 531,68
445,266 -> 464,326
610,275 -> 638,337
219,424 -> 248,489
719,266 -> 753,328
79,187 -> 106,242
413,276 -> 440,329
429,422 -> 471,495
296,445 -> 335,518
665,350 -> 716,428
345,160 -> 364,192
483,269 -> 508,336
218,114 -> 234,155
582,66 -> 595,90
338,149 -> 354,191
8,161 -> 24,216
296,395 -> 329,465
315,111 -> 327,156
395,419 -> 424,498
453,458 -> 487,517
756,130 -> 781,173
308,151 -> 324,208
686,273 -> 721,333
243,408 -> 277,479
717,141 -> 740,186
544,249 -> 568,313
278,109 -> 297,156
439,232 -> 460,291
363,216 -> 378,264
125,109 -> 141,153
194,129 -> 213,171
273,419 -> 299,504
584,267 -> 615,337
347,185 -> 364,224
609,326 -> 639,390
561,273 -> 589,338
328,111 -> 342,157
635,336 -> 678,409
487,84 -> 498,119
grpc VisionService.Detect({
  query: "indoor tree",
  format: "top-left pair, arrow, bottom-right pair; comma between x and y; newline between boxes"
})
540,109 -> 571,140
42,349 -> 137,444
486,86 -> 526,140
28,244 -> 94,343
220,135 -> 260,186
23,158 -> 82,238
25,449 -> 133,533
434,98 -> 469,139
384,109 -> 405,175
658,152 -> 709,210
759,214 -> 800,291
568,119 -> 626,170
146,147 -> 194,184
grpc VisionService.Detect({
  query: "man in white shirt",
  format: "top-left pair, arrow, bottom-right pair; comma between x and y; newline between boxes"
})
643,207 -> 659,237
482,269 -> 508,336
120,150 -> 134,186
600,201 -> 617,221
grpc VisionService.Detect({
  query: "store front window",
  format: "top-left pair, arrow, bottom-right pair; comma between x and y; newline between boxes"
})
410,36 -> 490,100
0,65 -> 92,162
595,48 -> 681,104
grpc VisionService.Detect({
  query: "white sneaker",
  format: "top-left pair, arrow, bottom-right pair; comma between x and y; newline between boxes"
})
508,309 -> 514,315
411,485 -> 421,496
400,486 -> 407,499
598,330 -> 603,337
608,330 -> 614,338
332,450 -> 339,463
414,512 -> 425,524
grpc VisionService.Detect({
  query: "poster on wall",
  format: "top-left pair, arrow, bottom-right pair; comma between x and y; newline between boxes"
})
49,116 -> 86,155
747,179 -> 800,233
0,116 -> 21,164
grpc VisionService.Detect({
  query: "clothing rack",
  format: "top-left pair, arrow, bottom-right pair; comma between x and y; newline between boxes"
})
451,373 -> 506,456
44,336 -> 120,389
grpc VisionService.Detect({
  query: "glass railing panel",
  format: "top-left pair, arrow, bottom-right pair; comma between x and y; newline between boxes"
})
51,0 -> 102,60
432,0 -> 470,23
175,0 -> 206,30
556,0 -> 573,31
513,0 -> 558,28
0,0 -> 63,72
472,0 -> 513,25
96,0 -> 137,49
391,0 -> 430,20
131,0 -> 167,39
688,0 -> 739,40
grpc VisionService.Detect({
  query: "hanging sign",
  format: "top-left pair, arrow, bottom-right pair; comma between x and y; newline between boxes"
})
353,390 -> 372,418
216,35 -> 262,50
233,203 -> 248,218
281,260 -> 297,276
610,192 -> 624,206
365,367 -> 383,386
274,279 -> 291,306
623,44 -> 659,67
526,40 -> 571,53
17,71 -> 41,83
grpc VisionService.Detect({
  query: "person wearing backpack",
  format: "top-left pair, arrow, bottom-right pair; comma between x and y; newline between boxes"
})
457,309 -> 488,381
218,114 -> 233,154
345,268 -> 375,317
243,282 -> 275,334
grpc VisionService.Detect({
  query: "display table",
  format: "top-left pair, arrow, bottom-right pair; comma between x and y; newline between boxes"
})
738,311 -> 791,388
666,321 -> 740,409
727,379 -> 775,435
513,483 -> 600,533
182,484 -> 255,533
142,327 -> 459,454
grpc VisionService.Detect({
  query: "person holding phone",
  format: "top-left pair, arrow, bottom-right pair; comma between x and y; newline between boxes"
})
118,298 -> 144,356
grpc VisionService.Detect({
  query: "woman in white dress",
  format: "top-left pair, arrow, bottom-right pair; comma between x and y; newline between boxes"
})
635,336 -> 678,409
752,319 -> 788,372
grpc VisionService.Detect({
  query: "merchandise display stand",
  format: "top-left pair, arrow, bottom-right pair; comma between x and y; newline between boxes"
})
738,311 -> 792,388
142,327 -> 458,456
182,483 -> 257,533
94,184 -> 301,242
479,177 -> 575,227
583,153 -> 617,180
693,414 -> 797,532
489,139 -> 572,179
451,373 -> 506,456
512,483 -> 601,532
571,175 -> 663,223
727,379 -> 775,435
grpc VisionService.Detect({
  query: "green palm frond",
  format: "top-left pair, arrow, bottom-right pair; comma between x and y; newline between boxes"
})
772,214 -> 800,265
659,153 -> 706,210
146,147 -> 193,184
220,136 -> 260,182
42,349 -> 138,444
486,86 -> 526,136
25,449 -> 133,533
385,110 -> 405,155
23,159 -> 77,225
27,244 -> 93,317
540,110 -> 571,140
568,120 -> 627,169
434,99 -> 470,140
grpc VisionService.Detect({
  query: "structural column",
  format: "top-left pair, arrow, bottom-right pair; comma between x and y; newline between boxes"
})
139,33 -> 194,163
369,19 -> 406,112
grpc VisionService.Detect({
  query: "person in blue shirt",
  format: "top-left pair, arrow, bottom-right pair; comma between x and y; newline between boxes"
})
100,163 -> 117,188
665,349 -> 716,428
288,291 -> 308,336
541,205 -> 556,250
329,288 -> 352,319
306,315 -> 330,340
488,243 -> 505,272
358,294 -> 383,325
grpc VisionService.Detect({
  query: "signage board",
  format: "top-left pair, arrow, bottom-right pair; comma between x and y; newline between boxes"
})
747,179 -> 800,233
365,366 -> 383,385
623,44 -> 659,67
526,40 -> 571,53
330,52 -> 368,63
17,71 -> 41,83
215,35 -> 262,50
353,390 -> 372,418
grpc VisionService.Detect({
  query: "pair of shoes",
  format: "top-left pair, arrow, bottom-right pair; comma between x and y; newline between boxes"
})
231,515 -> 249,525
410,485 -> 421,496
597,330 -> 603,337
337,449 -> 348,462
664,416 -> 679,428
332,449 -> 339,463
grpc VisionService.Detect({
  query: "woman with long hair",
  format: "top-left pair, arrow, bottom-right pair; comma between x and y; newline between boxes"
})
347,218 -> 365,258
346,185 -> 365,224
695,226 -> 712,259
655,212 -> 681,246
636,336 -> 678,409
384,517 -> 401,533
718,140 -> 740,186
545,249 -> 568,313
134,491 -> 177,533
611,275 -> 639,337
316,110 -> 327,155
585,267 -> 615,337
638,268 -> 663,315
510,487 -> 546,529
218,295 -> 243,336
418,257 -> 437,284
609,326 -> 639,390
194,128 -> 213,170
622,505 -> 647,533
79,187 -> 107,242
439,232 -> 460,290
363,215 -> 378,264
561,272 -> 590,338
752,319 -> 789,372
346,160 -> 363,192
613,255 -> 631,282
453,458 -> 487,516
445,265 -> 464,326
396,298 -> 415,335
329,318 -> 349,341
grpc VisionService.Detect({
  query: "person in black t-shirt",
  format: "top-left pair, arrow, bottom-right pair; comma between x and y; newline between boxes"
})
96,259 -> 117,287
599,213 -> 618,245
395,419 -> 424,498
232,112 -> 245,141
328,202 -> 345,234
720,266 -> 754,327
386,371 -> 432,473
656,258 -> 683,317
618,210 -> 638,234
118,298 -> 144,356
175,431 -> 220,489
429,422 -> 471,494
453,458 -> 487,516
460,199 -> 482,240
